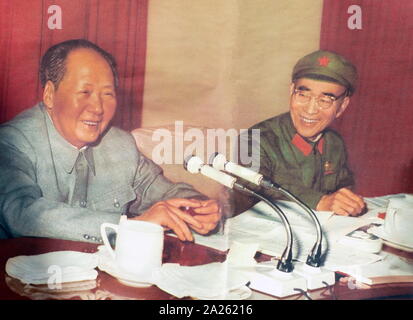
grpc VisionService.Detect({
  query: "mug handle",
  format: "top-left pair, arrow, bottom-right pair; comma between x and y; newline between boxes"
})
100,223 -> 118,260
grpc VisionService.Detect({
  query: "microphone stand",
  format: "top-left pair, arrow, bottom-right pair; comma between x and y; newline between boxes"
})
209,152 -> 323,267
184,155 -> 294,272
183,155 -> 311,297
260,179 -> 323,267
232,176 -> 335,292
232,182 -> 294,273
259,180 -> 336,291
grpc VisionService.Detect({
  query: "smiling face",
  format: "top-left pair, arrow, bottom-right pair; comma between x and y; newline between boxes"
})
43,48 -> 117,148
289,78 -> 350,140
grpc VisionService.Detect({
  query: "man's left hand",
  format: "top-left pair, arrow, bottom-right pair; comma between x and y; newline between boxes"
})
187,199 -> 221,234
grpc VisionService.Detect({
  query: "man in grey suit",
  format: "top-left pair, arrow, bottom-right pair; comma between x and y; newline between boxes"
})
0,39 -> 221,243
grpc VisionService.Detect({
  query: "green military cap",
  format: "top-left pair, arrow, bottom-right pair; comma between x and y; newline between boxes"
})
292,50 -> 358,95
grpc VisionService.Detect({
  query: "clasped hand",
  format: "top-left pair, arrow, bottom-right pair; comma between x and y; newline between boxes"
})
131,198 -> 221,241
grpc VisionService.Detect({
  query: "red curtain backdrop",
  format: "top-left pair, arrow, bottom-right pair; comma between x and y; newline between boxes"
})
320,0 -> 413,196
0,0 -> 148,131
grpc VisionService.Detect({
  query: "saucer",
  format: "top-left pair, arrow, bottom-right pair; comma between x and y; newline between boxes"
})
368,226 -> 413,253
96,246 -> 156,288
382,239 -> 413,253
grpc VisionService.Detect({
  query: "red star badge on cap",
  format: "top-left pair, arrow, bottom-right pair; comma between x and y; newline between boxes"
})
318,56 -> 330,67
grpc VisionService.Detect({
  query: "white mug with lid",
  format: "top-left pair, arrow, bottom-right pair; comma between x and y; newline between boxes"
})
384,196 -> 413,247
100,216 -> 164,280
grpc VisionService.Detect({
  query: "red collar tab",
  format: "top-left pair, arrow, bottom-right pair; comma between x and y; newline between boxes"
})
318,56 -> 330,67
292,134 -> 324,156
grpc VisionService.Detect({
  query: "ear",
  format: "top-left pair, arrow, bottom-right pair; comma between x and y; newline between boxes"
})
42,81 -> 56,111
335,96 -> 350,119
289,82 -> 295,96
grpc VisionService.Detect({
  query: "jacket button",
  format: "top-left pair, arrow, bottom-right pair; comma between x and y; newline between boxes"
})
83,234 -> 90,240
80,200 -> 87,208
114,199 -> 120,208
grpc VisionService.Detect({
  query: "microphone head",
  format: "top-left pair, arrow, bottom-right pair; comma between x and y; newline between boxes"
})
183,155 -> 204,174
209,152 -> 227,171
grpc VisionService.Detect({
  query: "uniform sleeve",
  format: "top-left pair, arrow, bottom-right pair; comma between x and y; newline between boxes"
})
334,141 -> 355,191
0,137 -> 120,242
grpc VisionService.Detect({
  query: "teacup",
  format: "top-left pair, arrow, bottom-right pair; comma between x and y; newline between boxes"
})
101,216 -> 164,279
384,197 -> 413,246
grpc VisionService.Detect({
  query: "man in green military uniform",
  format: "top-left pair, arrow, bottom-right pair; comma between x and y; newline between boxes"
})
233,50 -> 365,216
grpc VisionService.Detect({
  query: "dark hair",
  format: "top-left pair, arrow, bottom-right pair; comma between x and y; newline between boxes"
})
39,39 -> 119,89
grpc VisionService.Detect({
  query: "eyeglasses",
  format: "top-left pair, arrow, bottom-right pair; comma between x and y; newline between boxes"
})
292,88 -> 347,110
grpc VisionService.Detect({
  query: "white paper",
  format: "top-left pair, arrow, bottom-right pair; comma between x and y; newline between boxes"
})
153,262 -> 252,300
194,200 -> 384,272
339,253 -> 413,284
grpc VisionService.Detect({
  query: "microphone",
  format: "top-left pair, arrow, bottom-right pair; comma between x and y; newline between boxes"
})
184,155 -> 236,189
210,152 -> 323,267
210,153 -> 263,185
184,155 -> 294,272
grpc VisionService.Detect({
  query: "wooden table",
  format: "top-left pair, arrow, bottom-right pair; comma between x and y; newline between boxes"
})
1,236 -> 412,300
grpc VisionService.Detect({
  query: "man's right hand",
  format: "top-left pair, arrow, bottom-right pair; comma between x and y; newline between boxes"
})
316,188 -> 366,216
130,198 -> 204,242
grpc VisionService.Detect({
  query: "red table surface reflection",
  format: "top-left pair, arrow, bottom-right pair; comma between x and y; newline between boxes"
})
0,235 -> 226,300
1,235 -> 413,300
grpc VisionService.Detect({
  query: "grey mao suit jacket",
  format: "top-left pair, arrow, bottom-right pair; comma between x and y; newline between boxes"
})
0,103 -> 203,243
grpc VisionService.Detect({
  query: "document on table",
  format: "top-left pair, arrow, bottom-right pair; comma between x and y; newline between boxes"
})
322,213 -> 378,242
193,200 -> 383,271
364,193 -> 408,210
338,253 -> 413,285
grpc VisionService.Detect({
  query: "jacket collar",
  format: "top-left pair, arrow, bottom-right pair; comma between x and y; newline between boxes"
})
291,133 -> 324,156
